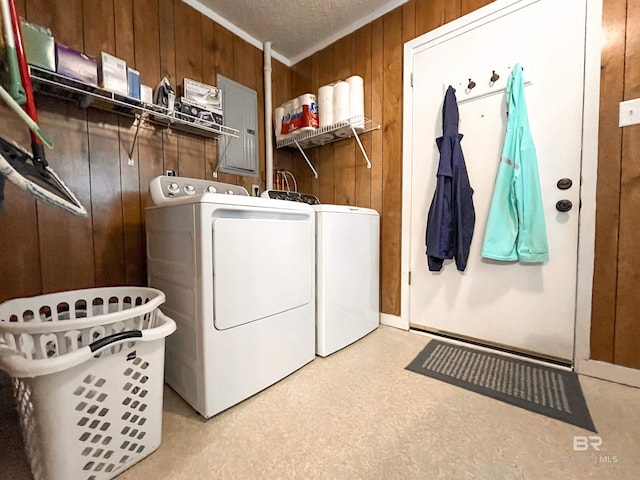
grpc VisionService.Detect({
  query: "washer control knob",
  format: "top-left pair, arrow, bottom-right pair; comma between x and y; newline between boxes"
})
227,190 -> 234,195
184,185 -> 196,195
206,186 -> 217,193
168,182 -> 179,194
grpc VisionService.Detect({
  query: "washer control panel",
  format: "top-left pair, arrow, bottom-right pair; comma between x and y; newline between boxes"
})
150,175 -> 249,206
261,190 -> 320,205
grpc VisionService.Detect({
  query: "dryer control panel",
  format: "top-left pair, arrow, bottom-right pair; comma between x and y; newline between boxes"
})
261,190 -> 320,205
150,175 -> 249,206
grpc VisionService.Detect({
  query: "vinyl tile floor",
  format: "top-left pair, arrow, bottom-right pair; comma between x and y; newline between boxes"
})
2,325 -> 640,480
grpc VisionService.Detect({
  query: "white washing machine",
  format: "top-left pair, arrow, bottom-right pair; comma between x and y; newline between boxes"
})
262,191 -> 380,357
146,176 -> 316,418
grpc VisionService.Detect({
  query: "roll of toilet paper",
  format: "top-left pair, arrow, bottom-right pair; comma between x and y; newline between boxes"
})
318,84 -> 334,128
333,81 -> 350,125
311,133 -> 335,146
346,75 -> 365,132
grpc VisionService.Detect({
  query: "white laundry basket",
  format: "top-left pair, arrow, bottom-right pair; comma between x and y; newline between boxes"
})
0,287 -> 176,480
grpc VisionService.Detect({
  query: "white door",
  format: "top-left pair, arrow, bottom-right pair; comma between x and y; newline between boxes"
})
407,0 -> 587,361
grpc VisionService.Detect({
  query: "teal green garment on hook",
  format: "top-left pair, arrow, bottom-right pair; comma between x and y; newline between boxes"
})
481,64 -> 549,262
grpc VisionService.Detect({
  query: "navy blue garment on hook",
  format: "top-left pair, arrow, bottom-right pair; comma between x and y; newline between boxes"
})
425,86 -> 475,272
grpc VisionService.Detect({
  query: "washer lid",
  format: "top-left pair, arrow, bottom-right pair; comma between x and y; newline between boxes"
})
313,204 -> 379,216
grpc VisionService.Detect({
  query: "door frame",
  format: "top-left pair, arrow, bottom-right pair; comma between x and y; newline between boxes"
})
400,0 -> 605,371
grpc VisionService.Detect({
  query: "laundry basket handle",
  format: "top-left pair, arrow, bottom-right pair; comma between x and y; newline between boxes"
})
0,310 -> 176,378
89,330 -> 142,352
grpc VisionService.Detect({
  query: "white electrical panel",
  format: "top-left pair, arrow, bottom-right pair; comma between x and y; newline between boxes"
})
217,74 -> 259,176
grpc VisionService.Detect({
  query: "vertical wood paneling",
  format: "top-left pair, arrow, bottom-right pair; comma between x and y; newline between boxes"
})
7,0 -> 637,365
272,59 -> 297,192
297,53 -> 319,197
132,0 -> 164,218
233,38 -> 259,193
158,0 -> 178,175
315,47 -> 335,204
37,98 -> 95,293
415,0 -> 445,37
114,0 -> 144,285
83,0 -> 126,287
355,24 -> 373,208
334,34 -> 356,206
461,0 -> 493,16
445,0 -> 462,23
28,0 -> 94,293
132,0 -> 162,186
114,0 -> 134,64
0,117 -> 41,302
614,0 -> 640,369
591,0 -> 626,363
173,0 -> 205,179
211,23 -> 238,185
381,8 -> 403,316
202,17 -> 219,183
403,0 -> 417,43
26,0 -> 84,50
0,0 -> 40,303
370,18 -> 384,218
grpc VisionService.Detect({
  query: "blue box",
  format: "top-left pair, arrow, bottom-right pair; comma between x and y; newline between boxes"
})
127,68 -> 140,99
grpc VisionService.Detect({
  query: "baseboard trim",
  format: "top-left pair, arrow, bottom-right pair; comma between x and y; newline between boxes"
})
576,358 -> 640,388
380,313 -> 407,330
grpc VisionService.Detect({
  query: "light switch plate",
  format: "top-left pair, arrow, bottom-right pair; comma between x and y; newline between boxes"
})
619,98 -> 640,127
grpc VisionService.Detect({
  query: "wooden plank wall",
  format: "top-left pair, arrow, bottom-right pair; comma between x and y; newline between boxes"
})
290,0 -> 494,317
289,0 -> 640,369
0,0 -> 290,303
591,0 -> 640,369
1,0 -> 637,369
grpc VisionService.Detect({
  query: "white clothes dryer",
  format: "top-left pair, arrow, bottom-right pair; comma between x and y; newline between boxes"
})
146,176 -> 315,418
262,191 -> 380,357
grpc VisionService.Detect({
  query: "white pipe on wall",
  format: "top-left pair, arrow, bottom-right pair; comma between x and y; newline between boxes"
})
264,41 -> 274,190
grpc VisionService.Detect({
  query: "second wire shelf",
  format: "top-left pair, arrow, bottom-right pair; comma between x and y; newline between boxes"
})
276,116 -> 380,178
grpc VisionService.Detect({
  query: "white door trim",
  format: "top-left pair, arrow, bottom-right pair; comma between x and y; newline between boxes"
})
401,0 -> 623,379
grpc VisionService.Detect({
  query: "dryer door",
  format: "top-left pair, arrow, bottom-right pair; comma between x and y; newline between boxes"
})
211,211 -> 313,330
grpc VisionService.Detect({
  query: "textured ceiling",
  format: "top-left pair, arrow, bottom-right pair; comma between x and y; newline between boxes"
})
185,0 -> 408,65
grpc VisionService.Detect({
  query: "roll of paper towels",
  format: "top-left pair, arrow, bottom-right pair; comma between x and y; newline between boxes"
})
346,75 -> 365,131
333,81 -> 350,125
274,106 -> 286,142
297,93 -> 318,134
280,99 -> 296,136
318,84 -> 334,128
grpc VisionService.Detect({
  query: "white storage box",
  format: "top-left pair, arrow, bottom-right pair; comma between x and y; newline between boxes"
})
0,287 -> 176,480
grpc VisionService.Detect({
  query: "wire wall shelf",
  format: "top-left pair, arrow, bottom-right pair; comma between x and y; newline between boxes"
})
276,116 -> 380,178
28,66 -> 239,140
276,116 -> 379,149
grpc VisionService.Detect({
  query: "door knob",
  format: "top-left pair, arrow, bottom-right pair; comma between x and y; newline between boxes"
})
557,178 -> 573,190
556,200 -> 573,212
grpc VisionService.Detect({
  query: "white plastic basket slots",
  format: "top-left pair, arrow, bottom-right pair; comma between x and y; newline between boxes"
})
0,287 -> 176,480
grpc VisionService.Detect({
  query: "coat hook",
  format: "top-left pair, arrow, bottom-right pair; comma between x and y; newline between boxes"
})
467,78 -> 476,91
490,70 -> 500,84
